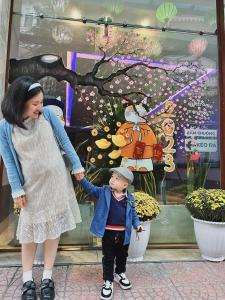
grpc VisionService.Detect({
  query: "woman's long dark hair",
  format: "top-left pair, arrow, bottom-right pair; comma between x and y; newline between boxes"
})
1,76 -> 43,128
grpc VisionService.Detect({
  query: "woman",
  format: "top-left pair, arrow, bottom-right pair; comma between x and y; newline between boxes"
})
0,76 -> 84,300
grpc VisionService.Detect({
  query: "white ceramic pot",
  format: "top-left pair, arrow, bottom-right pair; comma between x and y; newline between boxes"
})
192,217 -> 225,262
128,221 -> 151,262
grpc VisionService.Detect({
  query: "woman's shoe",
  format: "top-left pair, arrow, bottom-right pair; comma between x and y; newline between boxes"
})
21,280 -> 37,300
40,279 -> 55,300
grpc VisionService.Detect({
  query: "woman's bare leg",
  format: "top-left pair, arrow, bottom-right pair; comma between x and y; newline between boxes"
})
43,238 -> 59,276
21,242 -> 37,282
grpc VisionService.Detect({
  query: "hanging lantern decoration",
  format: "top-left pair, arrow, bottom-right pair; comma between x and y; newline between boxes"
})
188,38 -> 208,57
104,0 -> 124,16
52,25 -> 73,44
156,2 -> 177,23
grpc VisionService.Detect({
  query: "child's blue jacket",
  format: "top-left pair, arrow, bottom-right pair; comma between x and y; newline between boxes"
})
80,177 -> 141,245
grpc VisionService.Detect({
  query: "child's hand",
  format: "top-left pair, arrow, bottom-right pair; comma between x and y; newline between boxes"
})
74,172 -> 85,181
136,225 -> 143,232
14,195 -> 27,208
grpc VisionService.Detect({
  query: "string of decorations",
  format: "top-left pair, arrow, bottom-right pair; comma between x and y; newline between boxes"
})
12,11 -> 216,36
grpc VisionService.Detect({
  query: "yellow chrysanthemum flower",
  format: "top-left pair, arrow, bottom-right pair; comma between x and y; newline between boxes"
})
185,188 -> 225,222
97,154 -> 103,160
87,146 -> 92,152
132,192 -> 160,222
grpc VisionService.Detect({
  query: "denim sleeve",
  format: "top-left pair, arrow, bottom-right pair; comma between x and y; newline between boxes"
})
80,177 -> 102,199
0,124 -> 25,198
131,196 -> 141,229
45,107 -> 84,173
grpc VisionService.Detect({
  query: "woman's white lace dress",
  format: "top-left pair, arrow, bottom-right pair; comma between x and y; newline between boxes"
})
12,114 -> 82,244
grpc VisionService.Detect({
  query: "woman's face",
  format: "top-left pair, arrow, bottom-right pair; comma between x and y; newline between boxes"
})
22,92 -> 44,120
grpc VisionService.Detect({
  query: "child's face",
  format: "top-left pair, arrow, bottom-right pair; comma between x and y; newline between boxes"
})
109,172 -> 129,193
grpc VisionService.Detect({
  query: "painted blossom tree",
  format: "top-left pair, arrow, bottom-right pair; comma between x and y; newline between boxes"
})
9,26 -> 215,151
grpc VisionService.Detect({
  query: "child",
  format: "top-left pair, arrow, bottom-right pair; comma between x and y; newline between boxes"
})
77,167 -> 142,300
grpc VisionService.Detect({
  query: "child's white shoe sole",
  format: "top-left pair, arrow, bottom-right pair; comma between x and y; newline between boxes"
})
114,277 -> 132,290
100,286 -> 113,299
100,293 -> 113,300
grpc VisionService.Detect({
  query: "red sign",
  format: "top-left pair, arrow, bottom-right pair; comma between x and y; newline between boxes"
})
153,144 -> 163,160
133,141 -> 146,159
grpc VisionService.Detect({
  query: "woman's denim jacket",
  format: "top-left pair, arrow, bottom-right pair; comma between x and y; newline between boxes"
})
80,178 -> 141,245
0,107 -> 83,198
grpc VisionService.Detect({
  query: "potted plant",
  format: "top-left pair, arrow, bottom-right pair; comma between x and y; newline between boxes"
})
185,188 -> 225,261
128,191 -> 160,261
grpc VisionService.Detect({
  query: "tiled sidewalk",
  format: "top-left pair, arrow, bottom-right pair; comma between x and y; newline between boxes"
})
1,261 -> 225,299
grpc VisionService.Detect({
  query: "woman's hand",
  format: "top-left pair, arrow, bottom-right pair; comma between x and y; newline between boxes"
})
14,195 -> 27,208
74,172 -> 85,181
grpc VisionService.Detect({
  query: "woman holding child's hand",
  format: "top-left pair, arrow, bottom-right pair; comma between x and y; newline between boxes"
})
0,76 -> 84,300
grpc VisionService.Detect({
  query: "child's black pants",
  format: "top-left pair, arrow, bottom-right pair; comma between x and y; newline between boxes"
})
102,229 -> 129,282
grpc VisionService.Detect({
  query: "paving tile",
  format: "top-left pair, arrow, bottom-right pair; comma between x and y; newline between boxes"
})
125,264 -> 172,288
124,286 -> 182,300
2,261 -> 225,299
161,261 -> 223,285
176,283 -> 225,300
2,267 -> 22,299
0,267 -> 18,299
205,261 -> 225,281
66,265 -> 102,293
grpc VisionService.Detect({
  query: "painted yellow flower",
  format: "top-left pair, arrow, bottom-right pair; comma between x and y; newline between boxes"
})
107,134 -> 112,139
116,122 -> 121,127
90,157 -> 96,163
91,129 -> 98,136
97,154 -> 103,160
109,160 -> 114,165
87,146 -> 92,152
95,139 -> 111,149
104,126 -> 110,132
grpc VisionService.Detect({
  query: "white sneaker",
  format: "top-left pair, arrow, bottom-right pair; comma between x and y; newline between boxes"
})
114,273 -> 132,289
100,281 -> 113,300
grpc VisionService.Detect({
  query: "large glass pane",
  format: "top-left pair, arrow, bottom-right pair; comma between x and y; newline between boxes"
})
0,0 -> 219,247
